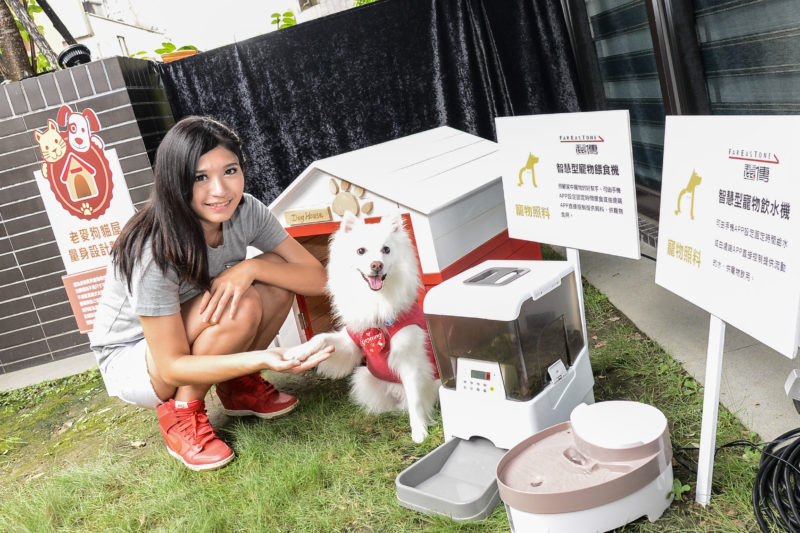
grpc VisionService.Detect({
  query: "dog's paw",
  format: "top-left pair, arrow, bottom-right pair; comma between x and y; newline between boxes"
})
283,344 -> 312,362
283,336 -> 326,362
411,426 -> 428,443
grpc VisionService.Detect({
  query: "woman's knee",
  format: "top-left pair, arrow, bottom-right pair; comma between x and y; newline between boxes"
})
212,286 -> 262,338
234,286 -> 264,330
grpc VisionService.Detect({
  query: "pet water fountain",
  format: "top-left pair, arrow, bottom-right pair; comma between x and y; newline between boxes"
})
496,400 -> 674,532
395,260 -> 595,521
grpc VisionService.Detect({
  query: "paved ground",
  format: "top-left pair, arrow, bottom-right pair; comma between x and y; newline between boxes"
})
0,351 -> 96,392
3,240 -> 799,441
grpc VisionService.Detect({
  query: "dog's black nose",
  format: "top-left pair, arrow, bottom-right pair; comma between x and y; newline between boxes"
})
370,261 -> 383,273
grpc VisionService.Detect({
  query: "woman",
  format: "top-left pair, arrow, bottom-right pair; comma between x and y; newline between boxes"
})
89,116 -> 332,471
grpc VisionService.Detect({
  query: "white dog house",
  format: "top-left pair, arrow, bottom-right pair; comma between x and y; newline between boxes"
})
268,126 -> 541,346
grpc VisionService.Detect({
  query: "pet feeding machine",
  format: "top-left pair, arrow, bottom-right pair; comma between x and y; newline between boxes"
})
395,259 -> 595,520
496,401 -> 674,532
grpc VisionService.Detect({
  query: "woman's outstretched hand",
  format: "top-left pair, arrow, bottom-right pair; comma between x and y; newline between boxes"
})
262,345 -> 334,374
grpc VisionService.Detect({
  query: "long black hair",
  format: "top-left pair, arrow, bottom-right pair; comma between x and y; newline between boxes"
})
113,116 -> 246,292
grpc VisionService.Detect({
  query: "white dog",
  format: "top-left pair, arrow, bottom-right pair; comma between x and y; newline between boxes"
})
57,106 -> 104,153
285,212 -> 440,442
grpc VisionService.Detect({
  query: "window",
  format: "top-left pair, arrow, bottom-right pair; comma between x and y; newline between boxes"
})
117,36 -> 128,56
694,0 -> 800,115
583,0 -> 666,193
298,0 -> 320,12
82,1 -> 106,17
566,0 -> 799,220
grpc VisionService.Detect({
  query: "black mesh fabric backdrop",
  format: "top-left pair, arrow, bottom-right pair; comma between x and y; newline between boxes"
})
158,0 -> 582,204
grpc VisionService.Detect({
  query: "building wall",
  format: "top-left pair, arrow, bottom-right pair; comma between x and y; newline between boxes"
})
33,0 -> 166,60
0,56 -> 173,374
78,14 -> 167,60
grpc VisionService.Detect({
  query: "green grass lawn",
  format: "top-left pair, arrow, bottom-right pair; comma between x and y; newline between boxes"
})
0,280 -> 768,532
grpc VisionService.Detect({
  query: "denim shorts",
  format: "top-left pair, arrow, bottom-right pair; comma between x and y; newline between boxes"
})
97,338 -> 162,409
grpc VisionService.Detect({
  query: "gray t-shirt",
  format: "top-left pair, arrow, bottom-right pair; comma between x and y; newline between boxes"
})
89,193 -> 288,366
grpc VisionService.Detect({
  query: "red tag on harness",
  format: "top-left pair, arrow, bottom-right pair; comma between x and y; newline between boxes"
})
360,328 -> 386,356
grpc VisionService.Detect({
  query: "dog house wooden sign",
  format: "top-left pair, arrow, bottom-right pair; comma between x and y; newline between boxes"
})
268,126 -> 541,347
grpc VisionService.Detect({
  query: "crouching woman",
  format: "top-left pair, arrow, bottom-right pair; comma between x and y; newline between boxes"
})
89,116 -> 331,471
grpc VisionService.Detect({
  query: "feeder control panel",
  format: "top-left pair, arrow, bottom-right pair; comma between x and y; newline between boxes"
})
455,358 -> 506,398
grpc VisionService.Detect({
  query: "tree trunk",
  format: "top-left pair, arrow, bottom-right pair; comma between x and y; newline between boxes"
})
0,0 -> 33,80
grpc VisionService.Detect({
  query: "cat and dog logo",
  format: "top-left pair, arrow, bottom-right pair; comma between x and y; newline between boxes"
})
33,104 -> 113,220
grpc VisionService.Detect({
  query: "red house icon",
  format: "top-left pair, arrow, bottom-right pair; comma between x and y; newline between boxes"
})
59,152 -> 98,202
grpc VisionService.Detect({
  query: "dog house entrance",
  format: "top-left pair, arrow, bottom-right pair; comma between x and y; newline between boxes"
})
278,214 -> 417,346
295,234 -> 334,337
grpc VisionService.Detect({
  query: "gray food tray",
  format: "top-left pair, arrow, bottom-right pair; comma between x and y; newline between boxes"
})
395,436 -> 507,522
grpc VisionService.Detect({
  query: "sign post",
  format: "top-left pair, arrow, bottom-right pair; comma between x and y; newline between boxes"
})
695,314 -> 726,505
655,115 -> 800,505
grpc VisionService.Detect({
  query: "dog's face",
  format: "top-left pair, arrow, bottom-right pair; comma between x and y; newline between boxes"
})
327,211 -> 421,327
331,211 -> 406,292
67,114 -> 91,152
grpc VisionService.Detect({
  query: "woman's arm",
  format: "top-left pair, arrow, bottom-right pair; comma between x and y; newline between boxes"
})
141,312 -> 332,387
249,235 -> 327,295
200,235 -> 326,323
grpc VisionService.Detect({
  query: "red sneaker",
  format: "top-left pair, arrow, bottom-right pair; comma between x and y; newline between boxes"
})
157,399 -> 234,471
216,373 -> 298,419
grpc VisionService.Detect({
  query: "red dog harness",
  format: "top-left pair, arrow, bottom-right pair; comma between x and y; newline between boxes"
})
346,302 -> 440,384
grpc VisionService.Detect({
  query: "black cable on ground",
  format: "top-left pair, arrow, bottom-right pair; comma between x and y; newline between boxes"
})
674,429 -> 800,532
752,428 -> 800,533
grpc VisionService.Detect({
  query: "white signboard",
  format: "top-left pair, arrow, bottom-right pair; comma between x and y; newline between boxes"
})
34,148 -> 135,275
496,110 -> 640,259
655,116 -> 800,358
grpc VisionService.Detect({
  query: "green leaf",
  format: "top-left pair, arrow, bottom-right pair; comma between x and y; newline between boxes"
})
668,478 -> 691,501
35,52 -> 50,71
15,20 -> 30,42
177,45 -> 198,51
283,10 -> 295,16
270,12 -> 281,17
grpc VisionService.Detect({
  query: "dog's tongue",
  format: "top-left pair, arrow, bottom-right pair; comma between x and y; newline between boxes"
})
367,275 -> 383,290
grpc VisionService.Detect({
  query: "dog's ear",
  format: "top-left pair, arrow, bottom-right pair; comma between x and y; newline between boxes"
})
56,105 -> 71,127
82,108 -> 101,132
387,212 -> 405,232
340,210 -> 359,233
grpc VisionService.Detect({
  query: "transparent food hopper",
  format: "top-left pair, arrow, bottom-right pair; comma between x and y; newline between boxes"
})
425,263 -> 585,402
